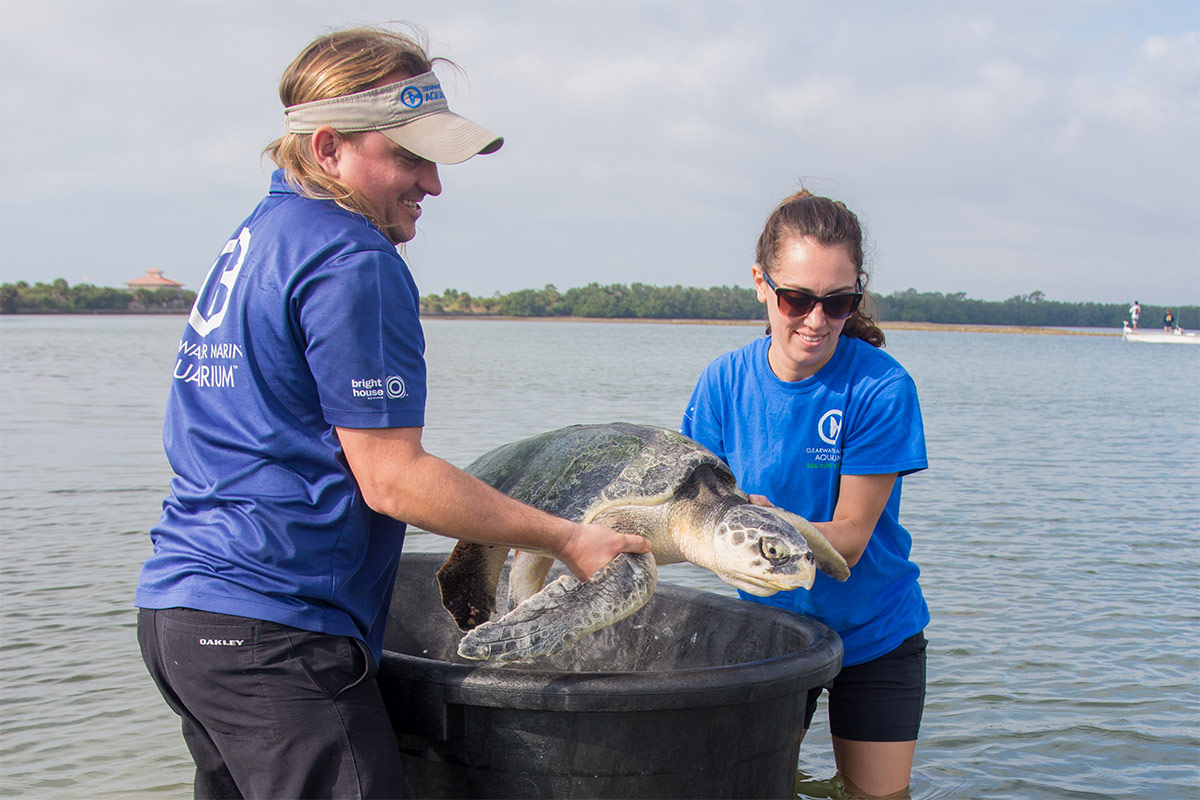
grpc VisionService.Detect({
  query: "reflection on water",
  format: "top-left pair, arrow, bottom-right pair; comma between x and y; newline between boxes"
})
1,316 -> 1197,799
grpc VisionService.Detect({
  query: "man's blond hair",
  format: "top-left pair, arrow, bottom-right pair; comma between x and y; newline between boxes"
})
264,26 -> 445,222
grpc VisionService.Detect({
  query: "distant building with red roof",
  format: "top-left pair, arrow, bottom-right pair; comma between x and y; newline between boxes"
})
125,269 -> 184,289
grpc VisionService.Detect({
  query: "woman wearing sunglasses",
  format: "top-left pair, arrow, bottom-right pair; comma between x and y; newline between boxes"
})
682,190 -> 929,798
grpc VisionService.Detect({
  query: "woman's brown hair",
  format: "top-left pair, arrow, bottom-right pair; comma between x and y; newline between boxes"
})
756,190 -> 885,347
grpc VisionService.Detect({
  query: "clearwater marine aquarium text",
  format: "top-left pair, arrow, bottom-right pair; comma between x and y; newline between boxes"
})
174,340 -> 241,388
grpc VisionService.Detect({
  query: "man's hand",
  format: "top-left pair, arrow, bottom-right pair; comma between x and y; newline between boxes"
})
557,523 -> 650,581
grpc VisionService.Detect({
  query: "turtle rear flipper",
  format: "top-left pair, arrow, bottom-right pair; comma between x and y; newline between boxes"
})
438,541 -> 509,630
457,551 -> 657,661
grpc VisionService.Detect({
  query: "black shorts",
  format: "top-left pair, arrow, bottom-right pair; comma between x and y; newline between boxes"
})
804,631 -> 927,742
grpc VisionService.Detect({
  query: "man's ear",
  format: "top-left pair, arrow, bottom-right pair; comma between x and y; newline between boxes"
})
311,126 -> 342,177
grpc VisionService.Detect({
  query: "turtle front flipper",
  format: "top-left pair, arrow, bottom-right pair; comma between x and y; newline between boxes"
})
457,551 -> 657,661
437,541 -> 509,630
770,508 -> 850,581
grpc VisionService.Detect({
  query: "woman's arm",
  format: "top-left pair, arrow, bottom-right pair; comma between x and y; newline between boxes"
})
812,473 -> 897,567
335,425 -> 650,580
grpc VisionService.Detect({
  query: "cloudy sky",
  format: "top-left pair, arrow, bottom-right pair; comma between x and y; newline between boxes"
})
2,0 -> 1196,305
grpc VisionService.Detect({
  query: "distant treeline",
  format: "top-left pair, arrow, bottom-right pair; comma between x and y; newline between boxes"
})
3,279 -> 1196,329
878,289 -> 1198,329
421,283 -> 763,320
420,283 -> 1199,330
1,279 -> 197,314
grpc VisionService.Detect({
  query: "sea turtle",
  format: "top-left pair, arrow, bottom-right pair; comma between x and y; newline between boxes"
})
436,423 -> 849,662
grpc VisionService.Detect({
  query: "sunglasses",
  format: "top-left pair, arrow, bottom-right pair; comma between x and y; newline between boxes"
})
760,270 -> 863,320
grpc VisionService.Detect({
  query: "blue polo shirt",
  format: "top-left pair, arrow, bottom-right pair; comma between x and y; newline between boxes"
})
136,171 -> 427,662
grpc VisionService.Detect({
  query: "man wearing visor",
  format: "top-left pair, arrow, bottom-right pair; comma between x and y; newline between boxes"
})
136,27 -> 648,799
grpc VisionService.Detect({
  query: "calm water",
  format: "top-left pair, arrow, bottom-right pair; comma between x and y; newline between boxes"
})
1,315 -> 1197,799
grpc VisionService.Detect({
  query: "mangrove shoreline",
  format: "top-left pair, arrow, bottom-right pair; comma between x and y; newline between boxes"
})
5,278 -> 1193,331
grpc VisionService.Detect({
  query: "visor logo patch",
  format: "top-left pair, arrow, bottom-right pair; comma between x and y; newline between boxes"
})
401,86 -> 424,108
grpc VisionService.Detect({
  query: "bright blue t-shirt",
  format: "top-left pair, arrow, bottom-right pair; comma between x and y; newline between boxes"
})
682,335 -> 929,666
136,171 -> 427,662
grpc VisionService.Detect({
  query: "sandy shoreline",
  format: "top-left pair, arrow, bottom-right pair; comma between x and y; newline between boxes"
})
420,315 -> 1118,337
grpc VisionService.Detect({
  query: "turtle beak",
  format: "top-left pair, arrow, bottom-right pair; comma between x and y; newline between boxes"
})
722,548 -> 816,595
727,563 -> 815,595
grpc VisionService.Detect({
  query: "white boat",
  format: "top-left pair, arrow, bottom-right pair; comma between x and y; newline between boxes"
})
1122,322 -> 1200,344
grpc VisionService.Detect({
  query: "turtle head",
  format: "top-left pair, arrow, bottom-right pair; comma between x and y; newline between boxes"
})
712,504 -> 817,595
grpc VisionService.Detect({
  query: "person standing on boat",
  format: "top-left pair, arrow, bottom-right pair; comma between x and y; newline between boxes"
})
682,191 -> 929,798
134,26 -> 648,799
1164,309 -> 1175,332
1129,300 -> 1142,331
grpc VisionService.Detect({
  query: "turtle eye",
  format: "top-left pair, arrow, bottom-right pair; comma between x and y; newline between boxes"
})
759,537 -> 790,561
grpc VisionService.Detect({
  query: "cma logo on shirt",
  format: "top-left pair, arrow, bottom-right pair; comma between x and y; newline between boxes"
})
818,409 -> 843,445
806,409 -> 843,469
351,376 -> 407,400
173,227 -> 251,390
189,227 -> 251,338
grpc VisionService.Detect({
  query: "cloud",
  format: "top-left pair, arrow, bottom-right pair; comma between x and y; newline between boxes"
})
1,0 -> 1195,305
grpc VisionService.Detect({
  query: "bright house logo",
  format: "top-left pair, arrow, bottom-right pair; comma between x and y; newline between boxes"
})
351,376 -> 408,400
351,378 -> 385,399
818,409 -> 843,445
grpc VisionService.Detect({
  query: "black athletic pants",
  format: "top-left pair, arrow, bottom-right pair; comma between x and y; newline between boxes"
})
137,607 -> 408,799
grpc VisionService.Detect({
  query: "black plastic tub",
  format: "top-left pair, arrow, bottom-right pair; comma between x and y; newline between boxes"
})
378,553 -> 842,799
